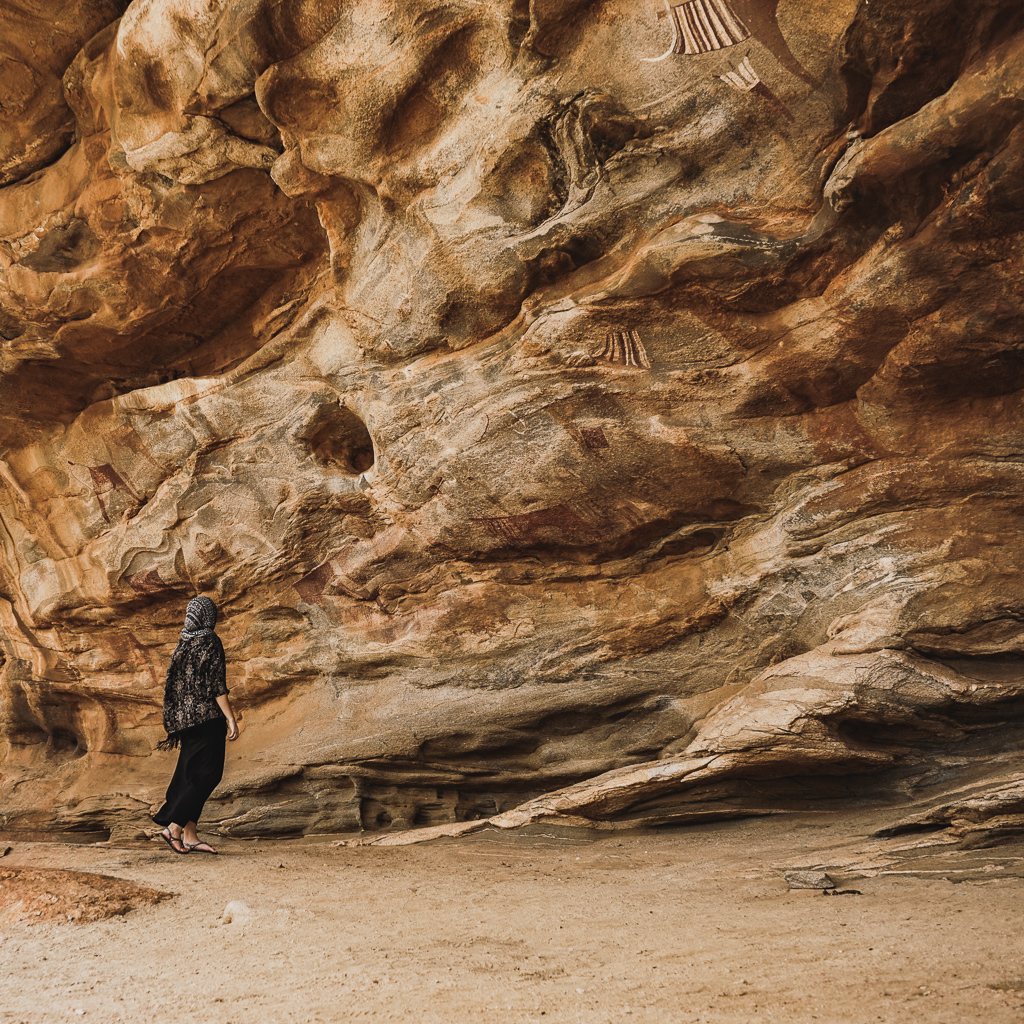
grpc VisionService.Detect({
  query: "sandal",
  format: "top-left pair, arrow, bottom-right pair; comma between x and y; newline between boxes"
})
158,829 -> 189,855
183,840 -> 218,855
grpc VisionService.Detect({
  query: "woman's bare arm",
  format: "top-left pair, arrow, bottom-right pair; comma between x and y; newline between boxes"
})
216,694 -> 239,740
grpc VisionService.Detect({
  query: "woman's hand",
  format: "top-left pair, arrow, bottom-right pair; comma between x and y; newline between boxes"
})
216,694 -> 239,739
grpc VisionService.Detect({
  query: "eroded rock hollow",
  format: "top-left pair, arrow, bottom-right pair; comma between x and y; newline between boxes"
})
2,0 -> 1023,839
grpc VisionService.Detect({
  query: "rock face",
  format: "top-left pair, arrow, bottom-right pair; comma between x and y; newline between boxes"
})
1,0 -> 1023,838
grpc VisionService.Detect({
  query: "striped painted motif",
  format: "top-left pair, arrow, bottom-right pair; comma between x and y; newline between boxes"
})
670,0 -> 750,55
601,330 -> 650,369
719,56 -> 761,92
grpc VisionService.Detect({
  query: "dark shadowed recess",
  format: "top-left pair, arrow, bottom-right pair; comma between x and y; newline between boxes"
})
0,258 -> 325,448
840,0 -> 1024,134
297,401 -> 375,475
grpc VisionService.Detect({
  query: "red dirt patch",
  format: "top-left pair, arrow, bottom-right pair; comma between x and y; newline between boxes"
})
0,868 -> 172,926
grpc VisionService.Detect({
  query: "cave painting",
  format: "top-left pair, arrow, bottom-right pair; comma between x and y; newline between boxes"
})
600,330 -> 651,369
645,0 -> 819,118
67,461 -> 140,524
649,0 -> 750,56
718,54 -> 795,122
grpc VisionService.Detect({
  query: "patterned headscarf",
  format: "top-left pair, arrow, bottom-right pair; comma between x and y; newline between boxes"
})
181,595 -> 217,640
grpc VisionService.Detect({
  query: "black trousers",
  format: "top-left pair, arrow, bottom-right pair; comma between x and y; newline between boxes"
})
153,716 -> 227,828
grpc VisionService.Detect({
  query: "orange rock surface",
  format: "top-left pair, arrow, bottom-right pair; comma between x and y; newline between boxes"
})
1,0 -> 1023,838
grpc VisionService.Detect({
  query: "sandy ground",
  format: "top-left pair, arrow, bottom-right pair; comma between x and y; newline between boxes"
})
1,813 -> 1022,1024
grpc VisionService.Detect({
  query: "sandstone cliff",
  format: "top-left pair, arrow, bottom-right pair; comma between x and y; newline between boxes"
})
1,0 -> 1023,841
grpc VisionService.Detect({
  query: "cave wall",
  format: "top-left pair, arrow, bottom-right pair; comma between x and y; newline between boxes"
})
1,0 -> 1023,836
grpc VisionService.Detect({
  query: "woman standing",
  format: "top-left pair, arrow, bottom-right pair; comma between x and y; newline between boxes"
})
153,595 -> 239,854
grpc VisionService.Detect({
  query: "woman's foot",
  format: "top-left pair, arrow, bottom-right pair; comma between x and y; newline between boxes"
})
182,825 -> 217,854
183,840 -> 218,854
158,828 -> 188,855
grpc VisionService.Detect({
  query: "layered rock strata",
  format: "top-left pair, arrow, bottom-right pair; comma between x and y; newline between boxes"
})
1,0 -> 1023,839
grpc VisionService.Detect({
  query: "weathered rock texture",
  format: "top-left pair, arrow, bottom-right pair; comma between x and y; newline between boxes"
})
1,0 -> 1023,838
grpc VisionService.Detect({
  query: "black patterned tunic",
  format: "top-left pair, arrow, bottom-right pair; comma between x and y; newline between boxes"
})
160,633 -> 229,747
